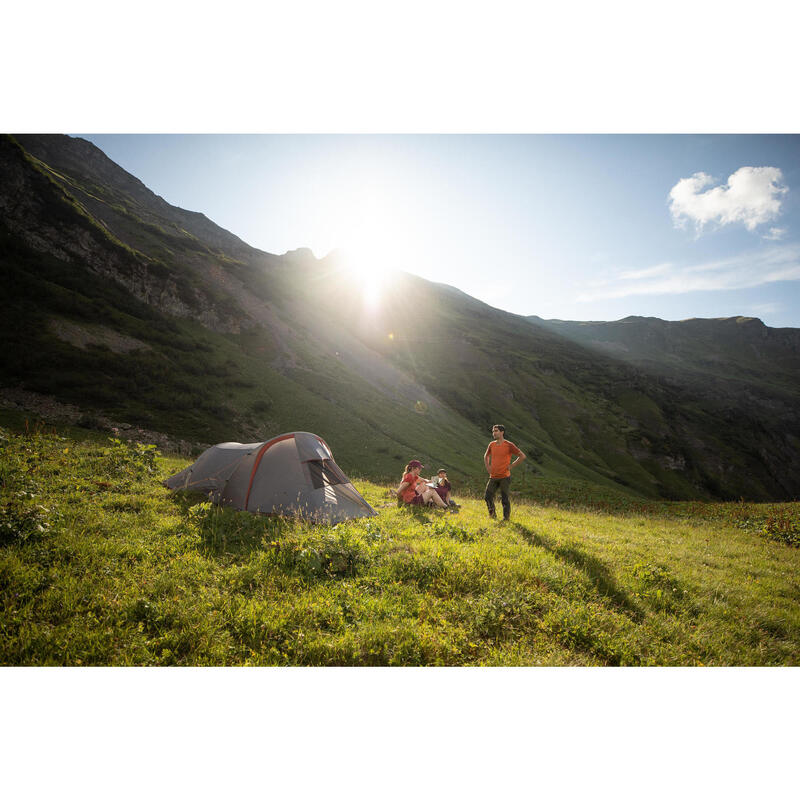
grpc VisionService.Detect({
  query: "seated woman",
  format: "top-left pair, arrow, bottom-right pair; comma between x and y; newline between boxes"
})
395,460 -> 448,509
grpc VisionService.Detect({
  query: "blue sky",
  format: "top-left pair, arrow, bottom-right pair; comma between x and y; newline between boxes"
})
78,134 -> 800,328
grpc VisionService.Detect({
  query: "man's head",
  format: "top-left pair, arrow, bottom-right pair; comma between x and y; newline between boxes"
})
491,424 -> 505,441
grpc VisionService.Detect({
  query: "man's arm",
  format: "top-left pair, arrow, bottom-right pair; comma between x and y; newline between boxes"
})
510,443 -> 526,470
484,444 -> 492,474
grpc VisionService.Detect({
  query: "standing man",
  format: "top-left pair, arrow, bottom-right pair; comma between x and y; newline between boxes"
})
484,424 -> 526,521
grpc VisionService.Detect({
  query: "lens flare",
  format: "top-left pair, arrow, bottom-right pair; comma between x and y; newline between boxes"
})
342,244 -> 392,311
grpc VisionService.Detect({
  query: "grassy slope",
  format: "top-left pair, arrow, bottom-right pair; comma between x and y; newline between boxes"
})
2,426 -> 798,666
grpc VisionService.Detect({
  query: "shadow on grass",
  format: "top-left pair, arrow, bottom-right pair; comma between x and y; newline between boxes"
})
513,522 -> 643,621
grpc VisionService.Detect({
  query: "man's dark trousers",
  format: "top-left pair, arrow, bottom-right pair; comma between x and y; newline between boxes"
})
485,476 -> 511,519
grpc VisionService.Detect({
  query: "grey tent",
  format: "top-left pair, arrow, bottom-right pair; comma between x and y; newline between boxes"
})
164,431 -> 377,523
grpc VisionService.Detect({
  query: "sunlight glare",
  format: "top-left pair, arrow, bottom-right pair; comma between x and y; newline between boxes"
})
318,186 -> 416,311
357,256 -> 383,310
342,238 -> 394,311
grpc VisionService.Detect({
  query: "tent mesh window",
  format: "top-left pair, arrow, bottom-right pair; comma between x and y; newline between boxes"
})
307,459 -> 349,490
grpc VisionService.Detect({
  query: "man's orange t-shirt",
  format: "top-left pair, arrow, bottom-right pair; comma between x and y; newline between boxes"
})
486,440 -> 522,479
399,472 -> 420,502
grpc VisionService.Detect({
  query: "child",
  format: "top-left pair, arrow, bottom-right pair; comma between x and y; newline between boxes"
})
434,469 -> 451,504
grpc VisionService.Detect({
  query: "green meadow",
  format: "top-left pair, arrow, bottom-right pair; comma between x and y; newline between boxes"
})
1,425 -> 799,666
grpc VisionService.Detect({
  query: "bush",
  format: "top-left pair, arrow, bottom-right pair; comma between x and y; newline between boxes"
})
0,489 -> 53,545
761,512 -> 800,547
0,427 -> 56,545
429,518 -> 479,543
102,437 -> 159,480
470,590 -> 539,642
271,531 -> 367,580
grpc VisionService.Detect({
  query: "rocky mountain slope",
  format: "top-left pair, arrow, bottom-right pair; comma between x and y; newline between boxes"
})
2,133 -> 800,501
528,314 -> 800,494
529,314 -> 800,392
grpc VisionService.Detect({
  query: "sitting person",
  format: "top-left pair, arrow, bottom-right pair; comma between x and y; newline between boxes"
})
395,460 -> 448,509
433,468 -> 457,507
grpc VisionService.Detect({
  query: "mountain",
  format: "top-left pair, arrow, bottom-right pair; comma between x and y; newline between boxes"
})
528,314 -> 800,394
2,133 -> 800,501
528,314 -> 800,493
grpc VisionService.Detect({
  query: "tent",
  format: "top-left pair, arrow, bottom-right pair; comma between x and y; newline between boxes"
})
164,431 -> 377,523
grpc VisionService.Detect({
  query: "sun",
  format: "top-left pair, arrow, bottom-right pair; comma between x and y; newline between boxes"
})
340,238 -> 396,311
316,185 -> 413,310
350,248 -> 383,306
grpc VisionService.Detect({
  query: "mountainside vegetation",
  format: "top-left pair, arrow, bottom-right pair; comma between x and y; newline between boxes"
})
2,425 -> 799,666
2,134 -> 800,501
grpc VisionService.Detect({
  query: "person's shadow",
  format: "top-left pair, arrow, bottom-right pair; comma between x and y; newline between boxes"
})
512,522 -> 643,620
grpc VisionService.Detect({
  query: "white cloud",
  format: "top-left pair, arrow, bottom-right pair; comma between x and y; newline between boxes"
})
764,227 -> 787,241
669,166 -> 788,234
577,244 -> 800,302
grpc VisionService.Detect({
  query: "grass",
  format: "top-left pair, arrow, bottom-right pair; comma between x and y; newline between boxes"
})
2,425 -> 799,666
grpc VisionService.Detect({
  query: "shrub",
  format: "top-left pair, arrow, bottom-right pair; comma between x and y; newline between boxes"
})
429,518 -> 478,543
469,590 -> 540,641
0,489 -> 53,545
270,531 -> 367,580
102,437 -> 159,480
0,428 -> 56,545
761,512 -> 800,547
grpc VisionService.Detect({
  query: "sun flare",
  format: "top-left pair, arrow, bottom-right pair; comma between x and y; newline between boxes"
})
318,186 -> 415,310
341,242 -> 395,310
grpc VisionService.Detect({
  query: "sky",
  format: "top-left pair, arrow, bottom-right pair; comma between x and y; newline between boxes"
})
77,134 -> 800,328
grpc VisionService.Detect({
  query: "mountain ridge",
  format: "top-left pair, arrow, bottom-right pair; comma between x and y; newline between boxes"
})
3,133 -> 800,501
